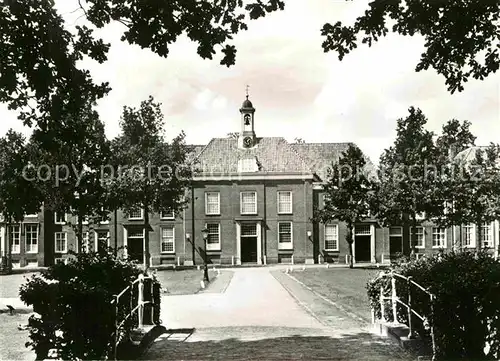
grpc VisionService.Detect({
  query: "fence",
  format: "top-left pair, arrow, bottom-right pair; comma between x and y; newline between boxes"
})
372,271 -> 436,361
110,274 -> 156,360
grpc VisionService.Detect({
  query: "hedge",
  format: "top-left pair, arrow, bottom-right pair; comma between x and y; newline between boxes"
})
367,251 -> 500,360
19,248 -> 161,360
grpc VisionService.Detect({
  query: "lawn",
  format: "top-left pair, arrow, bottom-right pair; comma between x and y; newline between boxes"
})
154,268 -> 218,295
290,267 -> 383,322
0,313 -> 35,361
0,272 -> 39,298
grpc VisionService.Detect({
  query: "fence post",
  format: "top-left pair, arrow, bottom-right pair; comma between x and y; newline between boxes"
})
114,295 -> 119,361
138,275 -> 144,329
391,272 -> 398,323
430,294 -> 437,361
379,284 -> 385,322
407,276 -> 414,339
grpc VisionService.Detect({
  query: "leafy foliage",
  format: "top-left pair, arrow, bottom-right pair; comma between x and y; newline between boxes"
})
314,143 -> 378,267
321,0 -> 500,93
19,248 -> 161,360
106,96 -> 193,266
367,251 -> 500,360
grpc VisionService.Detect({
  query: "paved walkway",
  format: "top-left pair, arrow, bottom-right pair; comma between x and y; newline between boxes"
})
143,268 -> 414,360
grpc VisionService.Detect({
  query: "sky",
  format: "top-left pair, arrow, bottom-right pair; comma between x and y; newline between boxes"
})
0,0 -> 499,164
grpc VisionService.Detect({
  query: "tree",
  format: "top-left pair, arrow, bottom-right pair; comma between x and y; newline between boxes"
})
0,0 -> 284,130
107,96 -> 192,267
321,0 -> 500,93
314,143 -> 378,268
377,107 -> 438,256
21,102 -> 112,254
430,119 -> 477,248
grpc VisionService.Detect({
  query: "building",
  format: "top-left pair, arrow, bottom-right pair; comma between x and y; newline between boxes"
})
1,97 -> 499,269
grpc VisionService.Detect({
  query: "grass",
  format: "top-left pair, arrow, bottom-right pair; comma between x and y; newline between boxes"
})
0,272 -> 39,298
290,267 -> 382,322
0,313 -> 34,361
154,269 -> 218,295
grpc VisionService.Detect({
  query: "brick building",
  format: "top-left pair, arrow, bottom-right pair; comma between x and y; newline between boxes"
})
1,97 -> 498,269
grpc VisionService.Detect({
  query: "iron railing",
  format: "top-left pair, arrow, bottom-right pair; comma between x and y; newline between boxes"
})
110,274 -> 155,360
372,271 -> 436,360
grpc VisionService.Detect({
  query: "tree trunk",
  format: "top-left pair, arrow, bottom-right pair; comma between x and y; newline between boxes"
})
411,213 -> 417,258
346,222 -> 354,268
144,203 -> 150,269
113,209 -> 118,256
475,217 -> 482,253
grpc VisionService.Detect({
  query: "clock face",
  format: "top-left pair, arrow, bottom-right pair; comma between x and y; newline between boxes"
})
243,136 -> 253,147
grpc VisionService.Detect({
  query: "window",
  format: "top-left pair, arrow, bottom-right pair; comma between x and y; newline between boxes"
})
462,224 -> 475,248
128,207 -> 143,220
99,207 -> 110,224
26,260 -> 38,268
161,227 -> 175,253
238,158 -> 258,172
77,215 -> 89,225
54,212 -> 67,224
160,210 -> 175,219
55,232 -> 68,253
205,192 -> 220,215
205,223 -> 221,251
411,227 -> 424,248
481,222 -> 493,248
415,212 -> 426,220
324,224 -> 339,251
54,258 -> 67,265
81,231 -> 90,253
96,231 -> 109,251
240,192 -> 257,214
278,222 -> 293,249
277,191 -> 292,214
25,224 -> 38,253
10,225 -> 20,254
432,227 -> 446,248
355,225 -> 371,235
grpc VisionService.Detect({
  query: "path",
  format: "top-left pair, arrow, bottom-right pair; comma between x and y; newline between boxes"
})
143,268 -> 414,360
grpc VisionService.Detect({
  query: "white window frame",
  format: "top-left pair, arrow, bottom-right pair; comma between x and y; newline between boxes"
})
95,230 -> 110,250
10,225 -> 21,254
128,207 -> 144,220
54,258 -> 67,265
77,215 -> 89,225
432,227 -> 446,248
238,158 -> 258,172
462,224 -> 476,248
26,260 -> 39,268
278,221 -> 293,250
205,223 -> 221,251
55,232 -> 68,253
240,191 -> 257,215
54,212 -> 67,225
24,213 -> 38,218
411,226 -> 425,249
160,226 -> 175,254
324,224 -> 339,251
25,224 -> 38,253
160,210 -> 175,220
277,191 -> 293,214
481,222 -> 494,248
205,192 -> 221,215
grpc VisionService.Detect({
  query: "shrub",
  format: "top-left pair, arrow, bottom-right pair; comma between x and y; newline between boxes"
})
19,248 -> 161,360
367,251 -> 500,360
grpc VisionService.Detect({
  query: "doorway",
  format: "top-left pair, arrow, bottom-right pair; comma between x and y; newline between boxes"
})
389,227 -> 403,257
240,223 -> 258,263
354,225 -> 373,263
127,228 -> 144,263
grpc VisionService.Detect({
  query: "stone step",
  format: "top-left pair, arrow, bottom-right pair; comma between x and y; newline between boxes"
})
372,321 -> 433,358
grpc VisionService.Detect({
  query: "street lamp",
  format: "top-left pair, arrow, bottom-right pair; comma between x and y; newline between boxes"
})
201,227 -> 210,282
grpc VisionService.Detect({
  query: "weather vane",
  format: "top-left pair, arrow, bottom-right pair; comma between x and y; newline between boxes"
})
245,84 -> 250,99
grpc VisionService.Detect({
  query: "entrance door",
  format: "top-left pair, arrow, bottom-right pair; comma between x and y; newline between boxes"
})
355,235 -> 371,262
127,228 -> 144,263
389,227 -> 403,257
241,223 -> 258,263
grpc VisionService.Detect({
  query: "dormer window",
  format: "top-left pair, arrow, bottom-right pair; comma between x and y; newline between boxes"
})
238,158 -> 258,172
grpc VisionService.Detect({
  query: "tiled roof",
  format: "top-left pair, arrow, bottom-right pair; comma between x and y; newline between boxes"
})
189,138 -> 378,181
193,137 -> 314,175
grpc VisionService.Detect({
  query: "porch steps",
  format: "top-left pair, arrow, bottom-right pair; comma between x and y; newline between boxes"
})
372,321 -> 432,358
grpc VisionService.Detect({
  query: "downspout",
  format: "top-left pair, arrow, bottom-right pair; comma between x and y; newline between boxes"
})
191,185 -> 196,265
263,179 -> 267,264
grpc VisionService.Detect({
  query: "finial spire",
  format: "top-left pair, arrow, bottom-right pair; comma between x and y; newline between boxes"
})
245,84 -> 250,99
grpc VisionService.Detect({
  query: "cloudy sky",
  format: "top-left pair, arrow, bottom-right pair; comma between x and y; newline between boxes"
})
0,0 -> 498,164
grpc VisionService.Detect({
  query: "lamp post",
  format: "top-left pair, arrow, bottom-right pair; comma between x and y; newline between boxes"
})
201,227 -> 209,282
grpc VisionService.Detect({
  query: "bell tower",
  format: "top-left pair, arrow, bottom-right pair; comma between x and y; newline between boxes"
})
239,85 -> 256,148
